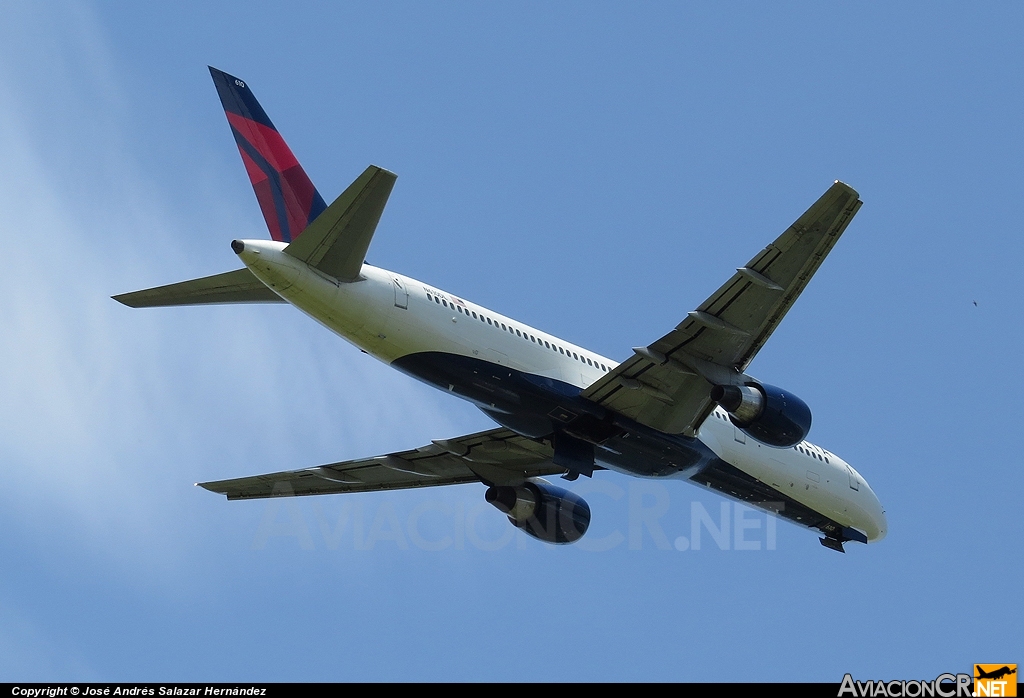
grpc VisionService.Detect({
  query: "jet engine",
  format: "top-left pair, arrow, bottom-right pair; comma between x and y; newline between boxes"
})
485,479 -> 591,544
711,382 -> 811,448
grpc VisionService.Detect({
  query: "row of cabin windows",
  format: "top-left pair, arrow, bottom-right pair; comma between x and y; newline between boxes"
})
426,291 -> 610,372
796,444 -> 829,464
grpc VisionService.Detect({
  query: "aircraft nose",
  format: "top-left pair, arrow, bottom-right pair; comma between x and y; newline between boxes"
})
867,491 -> 888,542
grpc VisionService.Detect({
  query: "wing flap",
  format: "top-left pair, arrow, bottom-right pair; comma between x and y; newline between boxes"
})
583,181 -> 862,435
283,165 -> 397,282
112,268 -> 283,308
199,428 -> 562,500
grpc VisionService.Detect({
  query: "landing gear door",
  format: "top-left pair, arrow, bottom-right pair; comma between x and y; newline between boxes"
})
393,276 -> 408,309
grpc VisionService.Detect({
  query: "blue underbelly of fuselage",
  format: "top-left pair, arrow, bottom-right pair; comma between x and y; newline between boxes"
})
391,350 -> 716,478
391,350 -> 857,541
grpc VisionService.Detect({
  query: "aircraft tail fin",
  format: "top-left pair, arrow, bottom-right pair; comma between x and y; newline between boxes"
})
209,66 -> 327,243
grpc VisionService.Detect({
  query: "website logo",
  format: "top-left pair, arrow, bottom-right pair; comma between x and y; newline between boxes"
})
974,665 -> 1017,697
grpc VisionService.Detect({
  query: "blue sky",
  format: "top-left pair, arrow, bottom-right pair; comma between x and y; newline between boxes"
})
0,1 -> 1021,682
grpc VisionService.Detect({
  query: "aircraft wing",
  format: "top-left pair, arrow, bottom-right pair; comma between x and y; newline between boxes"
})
582,181 -> 862,436
199,427 -> 563,500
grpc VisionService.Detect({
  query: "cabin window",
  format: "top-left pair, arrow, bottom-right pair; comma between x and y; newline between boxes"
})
544,341 -> 550,348
471,311 -> 477,319
434,297 -> 440,304
515,329 -> 522,337
572,352 -> 578,360
559,347 -> 565,354
487,318 -> 492,325
426,293 -> 432,301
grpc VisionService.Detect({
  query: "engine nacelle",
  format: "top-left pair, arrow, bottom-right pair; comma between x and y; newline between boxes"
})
485,478 -> 591,544
711,382 -> 811,448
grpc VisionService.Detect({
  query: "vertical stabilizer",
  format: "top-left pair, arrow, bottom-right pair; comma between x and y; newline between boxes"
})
209,66 -> 327,243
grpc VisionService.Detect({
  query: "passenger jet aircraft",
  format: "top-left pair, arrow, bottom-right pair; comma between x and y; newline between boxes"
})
114,68 -> 886,553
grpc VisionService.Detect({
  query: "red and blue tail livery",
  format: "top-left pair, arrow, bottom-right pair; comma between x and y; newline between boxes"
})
209,66 -> 326,243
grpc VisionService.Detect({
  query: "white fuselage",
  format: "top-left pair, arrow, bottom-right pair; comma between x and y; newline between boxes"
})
237,239 -> 887,543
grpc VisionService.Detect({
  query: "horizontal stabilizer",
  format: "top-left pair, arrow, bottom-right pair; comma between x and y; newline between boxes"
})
112,268 -> 283,308
284,165 -> 397,282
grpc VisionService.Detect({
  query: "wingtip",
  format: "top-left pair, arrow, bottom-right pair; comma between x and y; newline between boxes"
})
196,481 -> 228,495
830,180 -> 861,200
368,164 -> 398,179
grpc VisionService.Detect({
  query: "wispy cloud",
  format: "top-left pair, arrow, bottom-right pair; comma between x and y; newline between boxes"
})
0,0 -> 474,585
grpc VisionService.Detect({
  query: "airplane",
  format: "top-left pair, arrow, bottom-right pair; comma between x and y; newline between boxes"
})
114,67 -> 887,553
976,667 -> 1017,681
